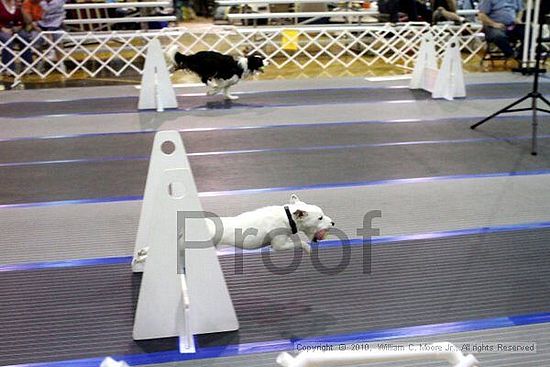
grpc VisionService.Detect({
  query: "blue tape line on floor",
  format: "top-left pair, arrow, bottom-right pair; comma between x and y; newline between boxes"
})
1,114 -> 548,143
2,91 -> 544,119
1,169 -> 550,209
2,134 -> 550,169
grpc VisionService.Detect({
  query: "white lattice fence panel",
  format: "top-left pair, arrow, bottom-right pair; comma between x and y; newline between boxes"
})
0,23 -> 483,86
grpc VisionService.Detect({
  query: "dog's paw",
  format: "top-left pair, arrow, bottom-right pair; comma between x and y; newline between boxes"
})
206,89 -> 219,96
302,243 -> 312,254
224,94 -> 239,100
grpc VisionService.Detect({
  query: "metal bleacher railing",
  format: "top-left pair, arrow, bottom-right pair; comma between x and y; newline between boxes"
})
0,22 -> 484,87
63,1 -> 176,32
218,0 -> 478,26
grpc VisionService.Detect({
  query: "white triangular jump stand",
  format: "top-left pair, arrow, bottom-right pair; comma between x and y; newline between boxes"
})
132,131 -> 239,346
409,33 -> 438,93
138,39 -> 178,112
432,38 -> 466,101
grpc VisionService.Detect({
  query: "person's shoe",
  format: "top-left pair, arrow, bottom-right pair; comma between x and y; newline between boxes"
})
47,50 -> 57,61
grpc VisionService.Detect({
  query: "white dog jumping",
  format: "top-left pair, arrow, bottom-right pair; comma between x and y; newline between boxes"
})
131,194 -> 334,270
209,194 -> 334,253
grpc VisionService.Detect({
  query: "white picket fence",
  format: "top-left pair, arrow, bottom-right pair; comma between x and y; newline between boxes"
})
0,23 -> 484,86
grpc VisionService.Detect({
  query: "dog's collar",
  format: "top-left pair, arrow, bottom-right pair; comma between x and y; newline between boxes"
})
284,206 -> 298,234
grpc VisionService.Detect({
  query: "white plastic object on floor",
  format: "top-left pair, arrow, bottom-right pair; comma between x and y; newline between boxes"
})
99,357 -> 129,367
432,38 -> 466,101
276,342 -> 479,367
138,38 -> 178,111
132,130 -> 238,343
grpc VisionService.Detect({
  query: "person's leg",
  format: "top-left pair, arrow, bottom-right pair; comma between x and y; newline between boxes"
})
15,30 -> 34,66
381,0 -> 400,22
0,31 -> 15,71
44,28 -> 66,64
484,26 -> 514,57
414,0 -> 431,22
400,0 -> 418,21
507,24 -> 525,58
439,7 -> 462,22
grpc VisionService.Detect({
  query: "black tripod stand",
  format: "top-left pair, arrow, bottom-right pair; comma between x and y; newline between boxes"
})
470,18 -> 550,155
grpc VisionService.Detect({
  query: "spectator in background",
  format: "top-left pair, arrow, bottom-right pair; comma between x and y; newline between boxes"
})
38,0 -> 64,32
0,0 -> 33,72
378,0 -> 433,23
22,0 -> 41,33
478,0 -> 524,59
431,0 -> 466,24
37,0 -> 65,68
378,0 -> 418,22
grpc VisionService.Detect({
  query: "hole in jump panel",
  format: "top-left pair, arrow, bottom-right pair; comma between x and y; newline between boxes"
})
161,140 -> 176,155
168,181 -> 186,199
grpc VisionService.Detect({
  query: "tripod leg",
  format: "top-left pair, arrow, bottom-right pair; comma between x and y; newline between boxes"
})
470,94 -> 532,129
538,94 -> 550,109
532,92 -> 538,156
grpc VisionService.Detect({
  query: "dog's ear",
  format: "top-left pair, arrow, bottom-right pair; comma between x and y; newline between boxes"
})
289,193 -> 300,204
293,209 -> 307,219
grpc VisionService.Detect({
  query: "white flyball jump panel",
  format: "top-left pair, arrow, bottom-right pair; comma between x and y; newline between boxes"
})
133,131 -> 187,267
410,33 -> 438,93
432,39 -> 466,101
133,130 -> 238,341
410,35 -> 466,101
138,39 -> 178,111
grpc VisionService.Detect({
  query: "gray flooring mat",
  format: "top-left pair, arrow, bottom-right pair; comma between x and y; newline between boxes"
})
1,116 -> 550,164
1,137 -> 550,204
0,83 -> 547,118
0,98 -> 540,141
139,324 -> 550,367
1,229 -> 549,366
0,73 -> 540,105
2,174 -> 550,266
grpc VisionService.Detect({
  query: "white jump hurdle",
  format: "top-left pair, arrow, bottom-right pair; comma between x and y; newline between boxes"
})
277,342 -> 479,367
432,38 -> 466,100
409,34 -> 466,101
138,39 -> 178,111
410,33 -> 439,92
132,130 -> 239,347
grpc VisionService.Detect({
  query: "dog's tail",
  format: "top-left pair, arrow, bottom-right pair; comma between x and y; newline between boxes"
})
165,45 -> 189,71
164,45 -> 179,70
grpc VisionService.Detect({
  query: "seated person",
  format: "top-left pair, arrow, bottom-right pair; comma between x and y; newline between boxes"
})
38,0 -> 65,66
431,0 -> 465,24
38,0 -> 65,33
478,0 -> 524,59
22,0 -> 42,34
0,0 -> 33,72
378,0 -> 418,23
